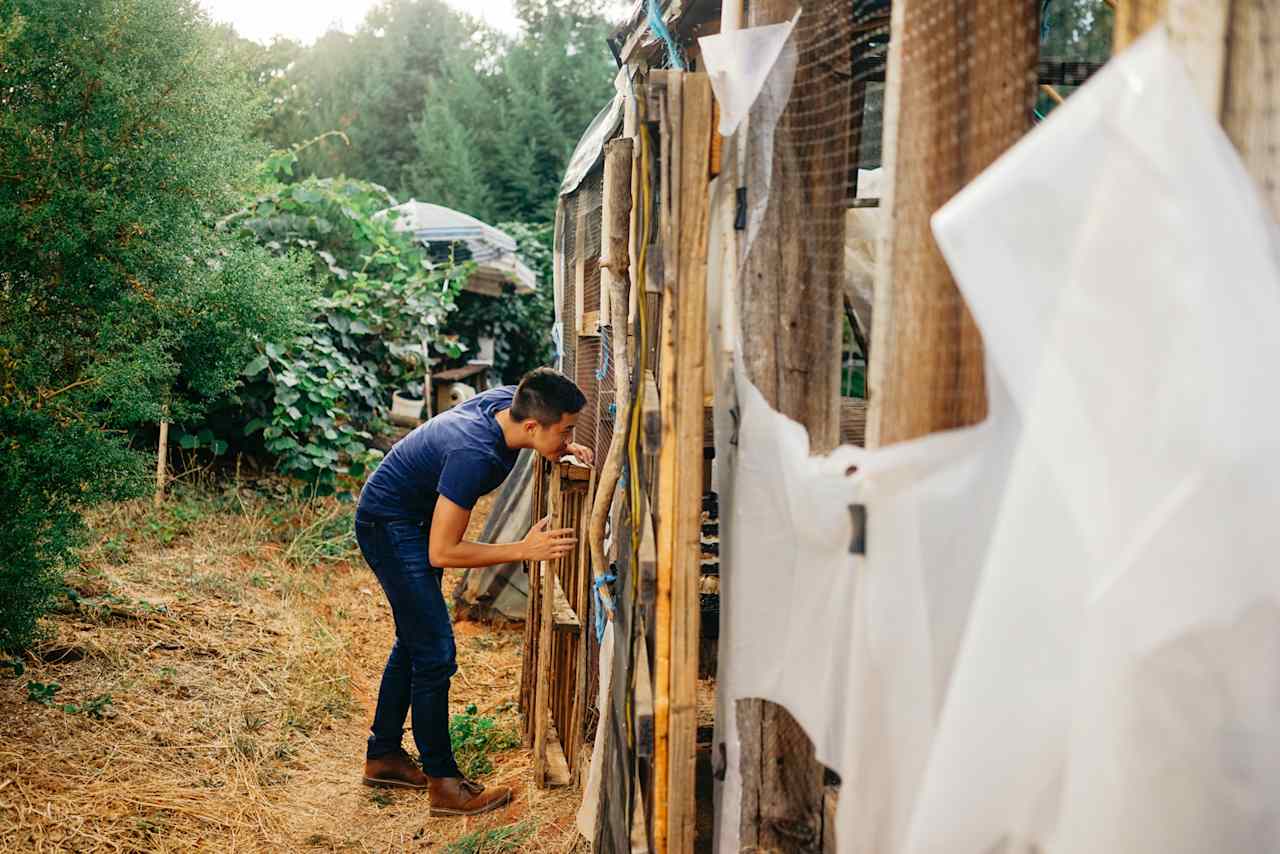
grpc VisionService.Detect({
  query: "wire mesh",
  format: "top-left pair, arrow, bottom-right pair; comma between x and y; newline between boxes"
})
559,191 -> 579,384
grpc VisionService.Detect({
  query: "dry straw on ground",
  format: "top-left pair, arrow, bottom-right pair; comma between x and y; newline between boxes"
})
0,478 -> 586,852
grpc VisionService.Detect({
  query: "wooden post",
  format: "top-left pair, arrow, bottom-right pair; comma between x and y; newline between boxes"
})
653,72 -> 713,854
1113,0 -> 1277,221
1222,0 -> 1280,222
588,138 -> 635,614
734,0 -> 849,847
153,418 -> 169,508
866,0 -> 1038,447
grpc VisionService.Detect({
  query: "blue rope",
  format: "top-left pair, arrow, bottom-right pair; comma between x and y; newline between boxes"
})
595,324 -> 611,381
647,0 -> 686,70
1040,0 -> 1052,44
593,572 -> 617,642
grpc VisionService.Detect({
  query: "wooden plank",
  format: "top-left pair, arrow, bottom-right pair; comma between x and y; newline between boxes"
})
551,574 -> 580,633
634,613 -> 656,759
575,198 -> 589,337
667,71 -> 712,854
642,370 -> 662,455
567,465 -> 597,781
664,74 -> 683,303
653,190 -> 679,854
545,721 -> 572,787
520,457 -> 547,747
561,461 -> 593,481
533,465 -> 562,787
1223,0 -> 1280,223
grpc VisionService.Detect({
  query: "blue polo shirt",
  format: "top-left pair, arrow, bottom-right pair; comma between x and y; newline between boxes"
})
356,386 -> 519,523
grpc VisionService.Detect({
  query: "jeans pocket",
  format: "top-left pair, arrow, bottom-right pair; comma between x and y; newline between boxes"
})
355,519 -> 385,570
384,521 -> 431,574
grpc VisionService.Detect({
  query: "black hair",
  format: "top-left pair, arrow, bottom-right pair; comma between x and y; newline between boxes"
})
510,368 -> 587,426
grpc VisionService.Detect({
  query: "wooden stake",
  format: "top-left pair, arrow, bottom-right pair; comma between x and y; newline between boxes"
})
153,419 -> 169,508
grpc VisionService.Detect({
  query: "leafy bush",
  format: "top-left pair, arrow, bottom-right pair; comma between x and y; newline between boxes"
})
448,703 -> 520,778
0,0 -> 314,648
218,152 -> 472,492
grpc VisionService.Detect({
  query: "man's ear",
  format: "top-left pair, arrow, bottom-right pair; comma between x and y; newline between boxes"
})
522,418 -> 540,434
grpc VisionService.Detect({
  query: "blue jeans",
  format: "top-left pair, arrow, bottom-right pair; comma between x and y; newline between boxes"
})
355,515 -> 461,778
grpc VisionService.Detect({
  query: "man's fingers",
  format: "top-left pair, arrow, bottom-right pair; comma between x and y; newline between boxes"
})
531,516 -> 550,533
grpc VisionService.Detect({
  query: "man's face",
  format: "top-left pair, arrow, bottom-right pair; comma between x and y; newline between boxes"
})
526,411 -> 578,461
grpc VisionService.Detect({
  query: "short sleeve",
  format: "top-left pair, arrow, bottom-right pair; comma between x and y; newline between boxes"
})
437,450 -> 502,511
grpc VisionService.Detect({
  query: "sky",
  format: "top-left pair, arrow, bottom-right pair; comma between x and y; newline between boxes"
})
198,0 -> 525,44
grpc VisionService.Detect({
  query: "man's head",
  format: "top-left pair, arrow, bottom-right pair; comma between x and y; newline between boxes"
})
510,368 -> 587,461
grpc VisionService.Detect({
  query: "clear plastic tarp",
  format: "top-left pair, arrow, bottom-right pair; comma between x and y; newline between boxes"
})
710,22 -> 1280,854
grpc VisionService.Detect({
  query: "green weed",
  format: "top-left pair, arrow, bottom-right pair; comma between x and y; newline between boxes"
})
61,693 -> 114,719
26,680 -> 60,705
449,704 -> 520,778
443,820 -> 536,854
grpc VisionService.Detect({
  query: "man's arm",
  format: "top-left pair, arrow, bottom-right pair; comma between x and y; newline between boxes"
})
428,494 -> 577,569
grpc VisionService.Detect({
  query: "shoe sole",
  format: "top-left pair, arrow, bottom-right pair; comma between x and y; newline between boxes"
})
362,775 -> 429,790
429,791 -> 513,817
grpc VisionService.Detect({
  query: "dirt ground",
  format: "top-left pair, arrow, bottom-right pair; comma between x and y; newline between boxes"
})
0,483 -> 584,853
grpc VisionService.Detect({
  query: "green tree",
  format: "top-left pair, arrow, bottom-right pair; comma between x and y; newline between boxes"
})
0,0 -> 313,648
250,0 -> 488,192
404,0 -> 616,222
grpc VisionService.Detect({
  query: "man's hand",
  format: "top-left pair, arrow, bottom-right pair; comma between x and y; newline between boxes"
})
522,516 -> 577,562
564,442 -> 594,466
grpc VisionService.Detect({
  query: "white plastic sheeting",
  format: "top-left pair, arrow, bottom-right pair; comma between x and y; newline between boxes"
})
710,23 -> 1280,854
698,11 -> 800,137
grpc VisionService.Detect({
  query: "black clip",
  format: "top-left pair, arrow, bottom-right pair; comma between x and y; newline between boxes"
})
734,187 -> 747,230
848,504 -> 867,555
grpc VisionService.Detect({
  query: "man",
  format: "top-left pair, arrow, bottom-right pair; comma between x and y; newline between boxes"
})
354,368 -> 593,816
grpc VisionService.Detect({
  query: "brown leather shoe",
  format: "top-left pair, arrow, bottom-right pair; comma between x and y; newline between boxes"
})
362,749 -> 430,790
427,776 -> 513,817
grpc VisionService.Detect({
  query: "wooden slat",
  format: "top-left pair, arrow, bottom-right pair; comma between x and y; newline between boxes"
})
575,199 -> 589,338
519,456 -> 548,747
642,370 -> 662,456
551,574 -> 580,632
567,465 -> 597,784
532,465 -> 562,786
669,72 -> 712,854
653,191 -> 678,854
545,721 -> 572,787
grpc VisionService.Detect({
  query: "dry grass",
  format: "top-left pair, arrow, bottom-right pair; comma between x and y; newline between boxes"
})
0,479 -> 585,852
